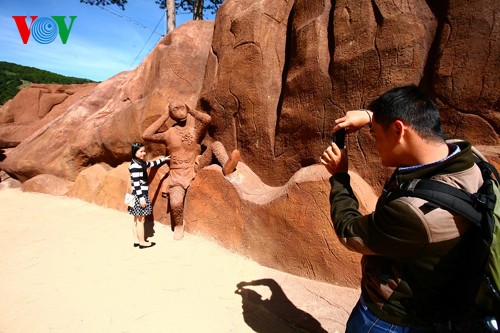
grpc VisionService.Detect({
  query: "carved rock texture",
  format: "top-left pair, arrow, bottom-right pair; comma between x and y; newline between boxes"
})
0,1 -> 498,286
0,83 -> 98,147
183,164 -> 377,287
200,0 -> 498,187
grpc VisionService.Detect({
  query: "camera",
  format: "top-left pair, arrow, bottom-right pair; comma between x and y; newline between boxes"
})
331,128 -> 346,149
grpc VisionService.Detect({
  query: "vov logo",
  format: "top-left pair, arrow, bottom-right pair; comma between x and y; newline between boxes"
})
12,16 -> 77,44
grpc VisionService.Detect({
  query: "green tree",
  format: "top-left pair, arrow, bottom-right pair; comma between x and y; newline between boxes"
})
156,0 -> 223,20
0,61 -> 94,105
80,0 -> 223,34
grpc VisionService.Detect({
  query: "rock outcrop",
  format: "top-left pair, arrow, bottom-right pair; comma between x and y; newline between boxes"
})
200,0 -> 498,189
0,0 -> 498,287
184,163 -> 377,287
0,83 -> 98,147
0,21 -> 214,182
22,174 -> 74,196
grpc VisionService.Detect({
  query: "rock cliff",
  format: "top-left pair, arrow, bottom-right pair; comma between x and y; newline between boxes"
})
0,0 -> 498,287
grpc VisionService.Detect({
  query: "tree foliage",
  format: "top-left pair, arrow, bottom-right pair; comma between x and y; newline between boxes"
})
0,61 -> 94,105
155,0 -> 223,20
79,0 -> 128,10
80,0 -> 223,21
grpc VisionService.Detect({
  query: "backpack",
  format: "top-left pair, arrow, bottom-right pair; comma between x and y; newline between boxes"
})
381,147 -> 500,327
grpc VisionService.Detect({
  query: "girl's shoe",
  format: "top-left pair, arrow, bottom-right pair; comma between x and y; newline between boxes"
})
138,242 -> 156,249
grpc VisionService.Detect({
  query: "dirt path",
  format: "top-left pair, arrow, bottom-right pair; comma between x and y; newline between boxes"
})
0,188 -> 359,333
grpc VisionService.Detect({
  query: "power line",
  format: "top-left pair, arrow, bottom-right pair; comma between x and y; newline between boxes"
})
97,5 -> 164,36
129,13 -> 165,69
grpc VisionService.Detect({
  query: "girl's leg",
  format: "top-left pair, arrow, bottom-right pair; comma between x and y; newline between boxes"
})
135,215 -> 151,246
132,216 -> 140,246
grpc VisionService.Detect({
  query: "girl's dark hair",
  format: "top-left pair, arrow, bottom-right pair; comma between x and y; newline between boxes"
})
131,142 -> 144,160
369,85 -> 444,142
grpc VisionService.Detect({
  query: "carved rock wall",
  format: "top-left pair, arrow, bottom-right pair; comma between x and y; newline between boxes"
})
0,83 -> 98,147
200,0 -> 498,188
199,0 -> 296,186
0,0 -> 498,287
184,164 -> 377,287
434,0 -> 499,144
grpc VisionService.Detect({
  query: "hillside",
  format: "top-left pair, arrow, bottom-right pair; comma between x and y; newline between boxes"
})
0,61 -> 96,105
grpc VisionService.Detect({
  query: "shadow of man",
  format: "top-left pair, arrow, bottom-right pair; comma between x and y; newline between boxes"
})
235,278 -> 327,333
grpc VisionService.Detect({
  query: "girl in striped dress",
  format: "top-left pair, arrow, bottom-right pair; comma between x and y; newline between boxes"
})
129,142 -> 169,249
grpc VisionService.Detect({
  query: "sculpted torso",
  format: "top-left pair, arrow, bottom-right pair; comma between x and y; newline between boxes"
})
164,125 -> 202,170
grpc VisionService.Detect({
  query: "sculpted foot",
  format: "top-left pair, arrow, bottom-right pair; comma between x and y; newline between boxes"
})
173,224 -> 184,240
222,149 -> 240,176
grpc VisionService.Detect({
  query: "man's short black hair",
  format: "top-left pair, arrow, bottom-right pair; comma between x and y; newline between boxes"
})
369,85 -> 444,142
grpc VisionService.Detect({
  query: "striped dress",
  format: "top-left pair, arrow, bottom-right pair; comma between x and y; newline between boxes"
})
128,158 -> 164,216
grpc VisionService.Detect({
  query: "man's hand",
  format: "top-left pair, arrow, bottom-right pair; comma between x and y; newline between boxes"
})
334,109 -> 372,134
320,143 -> 348,175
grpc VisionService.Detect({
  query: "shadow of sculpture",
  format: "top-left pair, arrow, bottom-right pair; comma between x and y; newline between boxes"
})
235,278 -> 327,333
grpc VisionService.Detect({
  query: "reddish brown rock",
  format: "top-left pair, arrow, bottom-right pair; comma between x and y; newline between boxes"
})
433,0 -> 499,144
0,21 -> 214,182
0,0 -> 498,289
22,174 -> 73,196
0,83 -> 98,148
182,163 -> 377,287
0,100 -> 14,124
200,0 -> 445,188
93,162 -> 131,211
0,170 -> 21,190
67,163 -> 112,203
199,0 -> 295,187
148,163 -> 172,224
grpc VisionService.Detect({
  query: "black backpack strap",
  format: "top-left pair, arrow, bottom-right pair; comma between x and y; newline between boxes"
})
477,159 -> 500,182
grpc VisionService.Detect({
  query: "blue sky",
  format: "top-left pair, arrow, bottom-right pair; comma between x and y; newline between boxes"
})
0,0 -> 203,82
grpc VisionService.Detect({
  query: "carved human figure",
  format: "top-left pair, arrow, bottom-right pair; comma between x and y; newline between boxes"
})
143,100 -> 239,240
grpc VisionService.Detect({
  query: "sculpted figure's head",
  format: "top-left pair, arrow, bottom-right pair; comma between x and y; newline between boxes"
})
169,101 -> 188,123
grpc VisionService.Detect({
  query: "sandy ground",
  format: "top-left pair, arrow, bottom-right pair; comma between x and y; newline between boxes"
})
0,188 -> 359,333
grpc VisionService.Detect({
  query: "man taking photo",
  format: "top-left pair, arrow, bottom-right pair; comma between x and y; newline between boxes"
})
320,85 -> 488,332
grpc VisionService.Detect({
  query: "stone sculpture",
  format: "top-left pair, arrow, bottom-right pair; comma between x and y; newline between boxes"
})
143,100 -> 239,240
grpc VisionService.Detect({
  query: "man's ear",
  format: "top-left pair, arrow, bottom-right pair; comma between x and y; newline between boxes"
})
393,120 -> 406,141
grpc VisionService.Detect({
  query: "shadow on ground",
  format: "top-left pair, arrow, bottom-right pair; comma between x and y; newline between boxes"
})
235,278 -> 328,333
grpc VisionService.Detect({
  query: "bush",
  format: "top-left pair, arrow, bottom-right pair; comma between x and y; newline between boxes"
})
0,61 -> 96,105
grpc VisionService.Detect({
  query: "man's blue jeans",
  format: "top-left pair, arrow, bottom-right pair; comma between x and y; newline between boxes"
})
345,296 -> 432,333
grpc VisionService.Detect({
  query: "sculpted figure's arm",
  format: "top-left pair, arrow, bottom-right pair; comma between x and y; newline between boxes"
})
142,110 -> 170,143
186,105 -> 211,142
